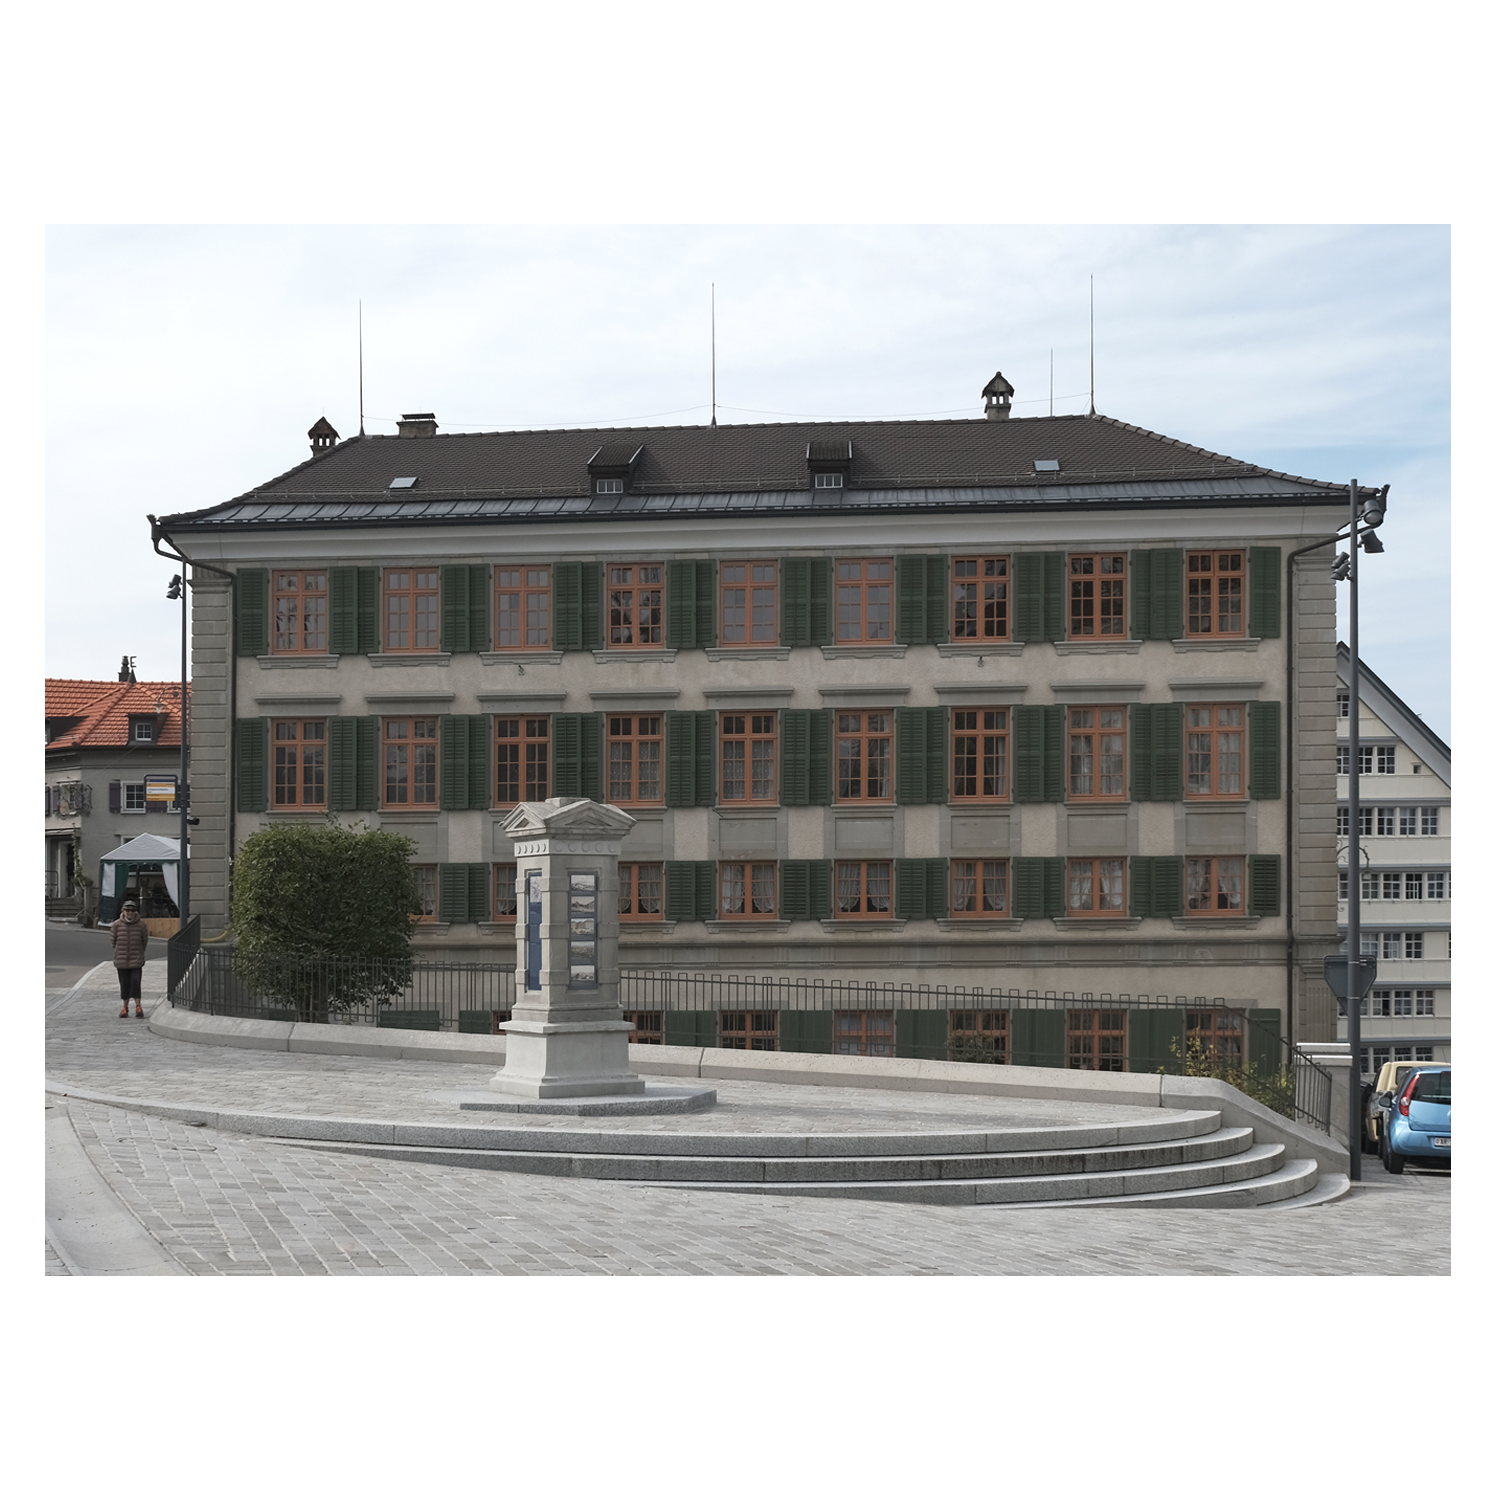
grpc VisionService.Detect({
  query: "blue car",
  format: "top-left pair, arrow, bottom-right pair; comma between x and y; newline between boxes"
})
1382,1066 -> 1451,1173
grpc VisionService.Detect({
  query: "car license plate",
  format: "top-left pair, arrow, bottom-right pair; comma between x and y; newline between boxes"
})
1432,1137 -> 1450,1148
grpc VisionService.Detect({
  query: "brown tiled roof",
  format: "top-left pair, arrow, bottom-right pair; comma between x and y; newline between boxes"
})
46,679 -> 189,750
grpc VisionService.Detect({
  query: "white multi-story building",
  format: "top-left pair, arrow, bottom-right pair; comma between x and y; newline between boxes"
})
1335,643 -> 1451,1073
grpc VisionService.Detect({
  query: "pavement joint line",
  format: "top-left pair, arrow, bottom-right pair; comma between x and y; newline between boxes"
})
46,960 -> 115,1017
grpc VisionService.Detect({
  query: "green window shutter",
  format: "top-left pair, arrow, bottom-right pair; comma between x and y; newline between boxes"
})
925,858 -> 949,919
1013,554 -> 1044,643
1012,857 -> 1044,917
1013,706 -> 1045,803
895,555 -> 927,645
1248,854 -> 1281,916
439,715 -> 468,810
895,709 -> 927,805
665,711 -> 697,808
1011,1010 -> 1065,1069
1129,856 -> 1155,918
581,563 -> 603,650
695,560 -> 717,648
809,860 -> 832,921
235,569 -> 268,657
925,707 -> 947,803
357,568 -> 381,654
467,863 -> 490,921
328,717 -> 357,811
780,860 -> 809,920
808,709 -> 833,805
694,861 -> 716,921
781,558 -> 810,647
1151,856 -> 1184,917
1247,1009 -> 1282,1077
439,865 -> 469,924
1151,549 -> 1183,640
1150,701 -> 1184,801
235,717 -> 268,811
1130,551 -> 1153,642
1041,858 -> 1066,917
553,562 -> 582,651
666,560 -> 697,648
553,713 -> 582,796
664,862 -> 698,921
355,717 -> 379,809
926,555 -> 949,644
468,564 -> 490,653
694,710 -> 715,807
1249,547 -> 1282,639
895,1010 -> 948,1061
1042,705 -> 1066,802
467,715 -> 491,810
580,713 -> 604,800
780,709 -> 809,806
1042,553 -> 1065,641
665,1010 -> 718,1048
1130,704 -> 1155,803
780,1009 -> 833,1054
1129,1010 -> 1186,1074
329,568 -> 358,654
440,565 -> 470,653
1249,700 -> 1281,800
809,558 -> 833,646
894,858 -> 927,920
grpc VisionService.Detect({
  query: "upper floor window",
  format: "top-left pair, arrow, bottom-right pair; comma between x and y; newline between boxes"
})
1068,554 -> 1125,638
1067,858 -> 1125,916
413,865 -> 439,920
813,472 -> 844,489
952,709 -> 1008,801
493,863 -> 518,921
720,562 -> 777,645
836,711 -> 893,802
495,567 -> 551,650
384,718 -> 438,806
273,570 -> 329,653
595,477 -> 624,495
1185,855 -> 1244,916
132,719 -> 156,743
608,564 -> 664,648
720,861 -> 776,920
123,782 -> 147,813
1337,691 -> 1350,718
384,570 -> 439,652
1067,707 -> 1126,800
619,862 -> 663,921
608,715 -> 663,804
835,559 -> 892,643
1185,704 -> 1244,799
952,556 -> 1009,641
721,713 -> 777,802
273,719 -> 326,808
495,716 -> 549,806
1185,551 -> 1244,637
951,859 -> 1009,917
835,861 -> 892,919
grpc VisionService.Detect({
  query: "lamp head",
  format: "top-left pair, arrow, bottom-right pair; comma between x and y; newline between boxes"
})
1332,552 -> 1351,581
166,575 -> 183,600
1360,530 -> 1385,555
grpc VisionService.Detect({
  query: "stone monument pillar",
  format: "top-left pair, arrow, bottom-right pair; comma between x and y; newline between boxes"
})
491,797 -> 644,1099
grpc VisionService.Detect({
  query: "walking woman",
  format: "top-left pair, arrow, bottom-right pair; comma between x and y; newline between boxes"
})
110,899 -> 149,1018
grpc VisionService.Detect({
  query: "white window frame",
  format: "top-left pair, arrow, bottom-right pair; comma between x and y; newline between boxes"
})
595,477 -> 624,495
133,720 -> 155,743
814,471 -> 845,489
1376,745 -> 1396,773
123,782 -> 147,813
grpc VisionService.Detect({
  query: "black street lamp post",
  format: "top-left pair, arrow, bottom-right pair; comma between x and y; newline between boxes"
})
167,572 -> 190,924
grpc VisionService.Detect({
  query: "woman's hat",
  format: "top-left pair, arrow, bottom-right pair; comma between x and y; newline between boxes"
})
122,900 -> 138,909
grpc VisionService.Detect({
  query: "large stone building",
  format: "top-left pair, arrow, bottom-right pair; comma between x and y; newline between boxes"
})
152,378 -> 1366,1055
1334,644 -> 1451,1073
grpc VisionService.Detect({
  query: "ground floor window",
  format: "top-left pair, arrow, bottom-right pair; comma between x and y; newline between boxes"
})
1416,1046 -> 1434,1062
413,865 -> 438,920
720,1010 -> 778,1050
622,1011 -> 663,1045
1067,1009 -> 1126,1071
1186,1009 -> 1245,1067
834,1009 -> 893,1057
949,1009 -> 1008,1062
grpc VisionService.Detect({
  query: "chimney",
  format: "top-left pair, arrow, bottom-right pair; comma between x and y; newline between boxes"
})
982,371 -> 1014,420
308,416 -> 340,455
118,654 -> 136,684
397,412 -> 438,439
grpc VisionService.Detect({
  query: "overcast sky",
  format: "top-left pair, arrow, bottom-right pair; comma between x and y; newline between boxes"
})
46,224 -> 1450,738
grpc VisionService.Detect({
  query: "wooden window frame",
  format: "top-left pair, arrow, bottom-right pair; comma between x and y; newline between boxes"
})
950,859 -> 1010,917
494,566 -> 552,651
719,561 -> 778,646
619,861 -> 664,922
272,570 -> 329,654
1185,854 -> 1245,916
718,861 -> 777,920
623,1010 -> 663,1044
951,707 -> 1009,801
607,714 -> 664,805
834,557 -> 893,644
834,860 -> 893,919
607,563 -> 665,649
271,717 -> 327,809
1066,857 -> 1126,916
951,555 -> 1010,642
1184,551 -> 1245,638
833,1009 -> 894,1057
383,717 -> 439,807
1067,1008 -> 1127,1071
719,1010 -> 779,1050
720,712 -> 778,803
1067,553 -> 1126,639
1184,703 -> 1246,801
1066,706 -> 1127,802
412,865 -> 439,921
383,568 -> 440,653
949,1009 -> 1008,1061
1186,1008 -> 1245,1066
494,715 -> 550,808
492,862 -> 518,922
835,710 -> 894,803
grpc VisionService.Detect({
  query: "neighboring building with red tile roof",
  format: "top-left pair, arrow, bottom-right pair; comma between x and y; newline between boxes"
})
45,673 -> 190,921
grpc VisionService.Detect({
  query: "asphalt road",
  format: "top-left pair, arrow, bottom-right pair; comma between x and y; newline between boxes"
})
45,923 -> 115,998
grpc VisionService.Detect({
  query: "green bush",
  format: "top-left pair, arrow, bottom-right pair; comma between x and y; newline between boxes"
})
1166,1036 -> 1296,1119
230,820 -> 420,1021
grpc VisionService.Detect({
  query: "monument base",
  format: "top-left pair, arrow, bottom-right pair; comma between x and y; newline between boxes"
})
491,1018 -> 646,1099
459,1084 -> 717,1117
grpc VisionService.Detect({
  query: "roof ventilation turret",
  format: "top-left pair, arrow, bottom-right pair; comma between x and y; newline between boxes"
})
397,412 -> 438,439
308,416 -> 339,454
982,371 -> 1014,420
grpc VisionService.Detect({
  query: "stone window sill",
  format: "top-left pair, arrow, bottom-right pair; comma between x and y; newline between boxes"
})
706,647 -> 791,662
820,645 -> 908,660
369,653 -> 452,668
1171,637 -> 1263,653
476,923 -> 517,938
935,918 -> 1025,933
375,809 -> 440,821
412,923 -> 453,937
257,654 -> 339,670
1170,917 -> 1263,930
592,649 -> 678,664
705,920 -> 792,935
480,651 -> 563,667
1050,916 -> 1143,930
1052,640 -> 1143,655
819,918 -> 908,934
936,643 -> 1023,658
621,921 -> 678,937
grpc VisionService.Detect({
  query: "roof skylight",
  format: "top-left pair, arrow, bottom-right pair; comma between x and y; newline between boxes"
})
388,476 -> 419,490
1033,459 -> 1061,473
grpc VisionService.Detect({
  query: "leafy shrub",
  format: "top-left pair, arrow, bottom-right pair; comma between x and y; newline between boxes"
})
1167,1036 -> 1296,1119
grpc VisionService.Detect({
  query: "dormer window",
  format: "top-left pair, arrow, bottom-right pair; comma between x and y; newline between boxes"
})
814,472 -> 844,489
595,477 -> 624,495
587,443 -> 643,495
806,439 -> 852,492
130,718 -> 157,744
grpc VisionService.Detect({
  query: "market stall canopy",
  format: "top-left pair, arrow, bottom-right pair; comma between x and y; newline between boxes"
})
99,833 -> 187,904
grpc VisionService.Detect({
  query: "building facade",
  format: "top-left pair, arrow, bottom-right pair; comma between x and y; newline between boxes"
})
1334,644 -> 1451,1073
45,669 -> 188,922
154,383 -> 1362,1052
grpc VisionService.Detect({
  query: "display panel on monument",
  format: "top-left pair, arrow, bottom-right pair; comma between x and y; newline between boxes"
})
492,797 -> 645,1098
